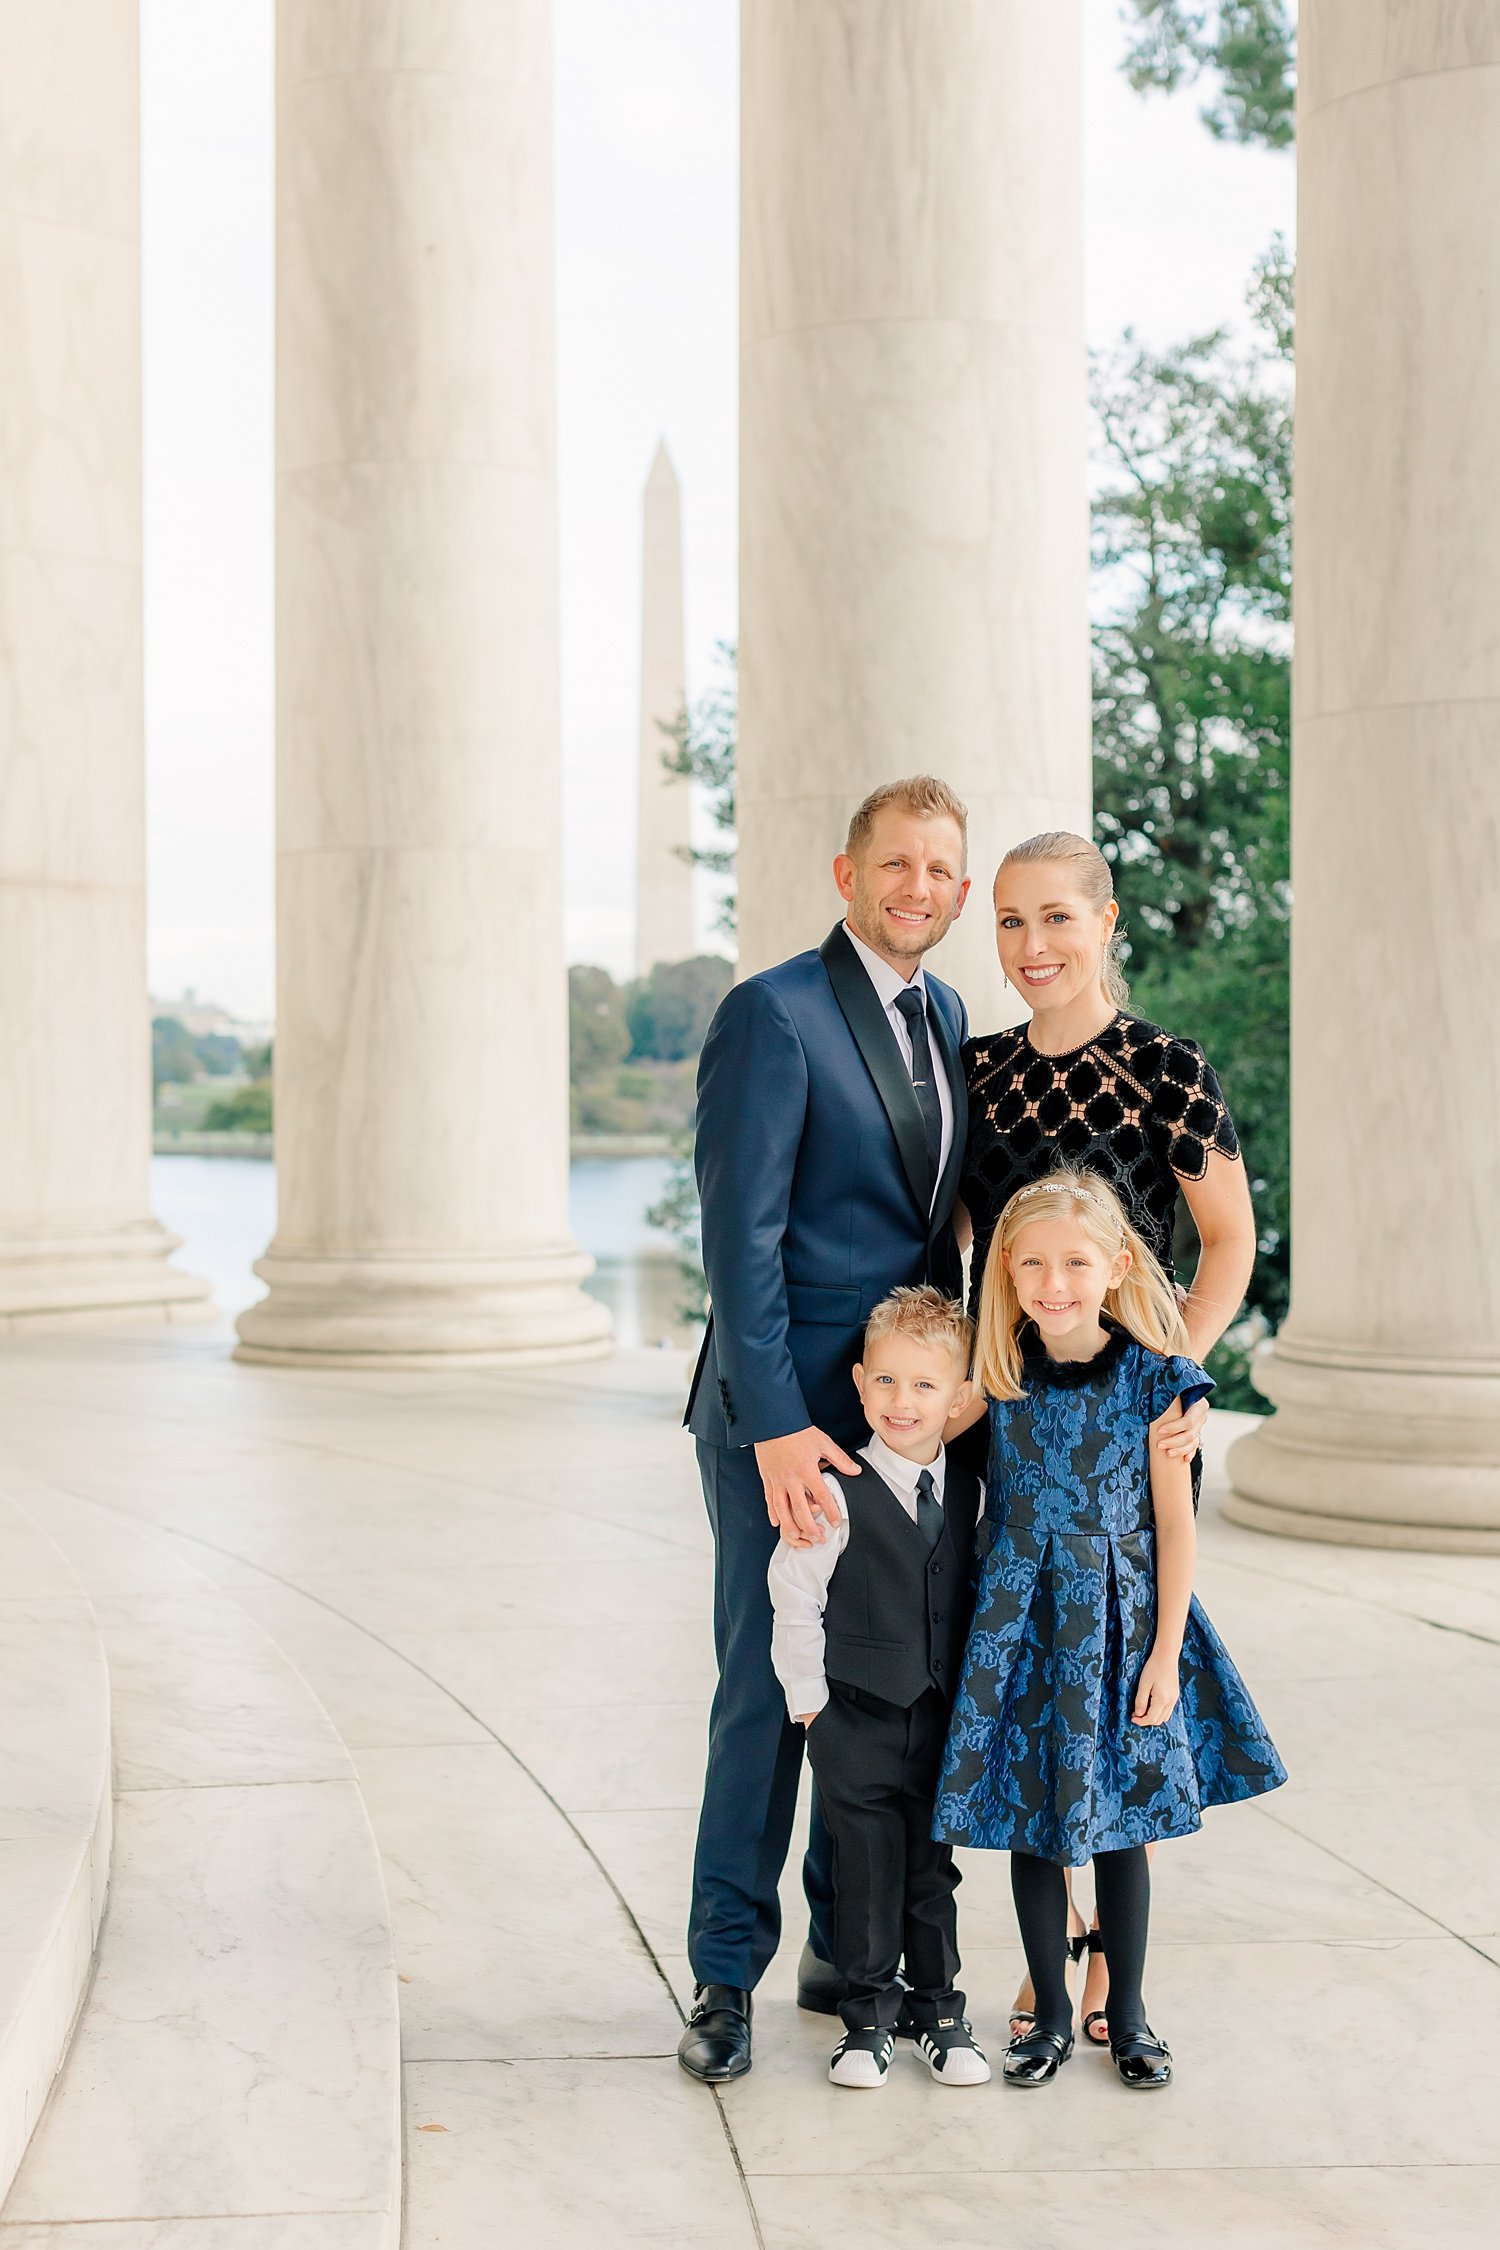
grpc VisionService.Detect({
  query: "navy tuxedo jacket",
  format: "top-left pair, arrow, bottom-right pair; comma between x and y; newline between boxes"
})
685,923 -> 969,1456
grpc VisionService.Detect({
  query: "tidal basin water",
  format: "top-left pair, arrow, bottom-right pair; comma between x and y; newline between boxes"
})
150,1154 -> 694,1350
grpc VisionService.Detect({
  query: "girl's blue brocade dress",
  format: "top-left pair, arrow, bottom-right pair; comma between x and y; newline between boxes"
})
933,1327 -> 1286,1866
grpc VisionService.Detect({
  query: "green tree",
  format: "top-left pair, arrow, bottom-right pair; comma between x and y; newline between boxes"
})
568,964 -> 630,1083
647,1131 -> 708,1323
1092,240 -> 1293,1404
203,1080 -> 273,1133
660,639 -> 737,937
1123,1 -> 1297,151
626,955 -> 733,1063
152,1016 -> 200,1092
152,1015 -> 250,1091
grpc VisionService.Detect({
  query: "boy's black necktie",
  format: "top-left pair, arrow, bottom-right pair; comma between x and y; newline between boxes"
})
893,985 -> 943,1190
915,1467 -> 944,1548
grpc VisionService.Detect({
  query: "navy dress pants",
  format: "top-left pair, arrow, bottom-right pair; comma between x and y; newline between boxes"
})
688,1439 -> 837,1988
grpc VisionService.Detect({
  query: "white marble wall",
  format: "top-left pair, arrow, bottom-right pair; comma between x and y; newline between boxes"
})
635,442 -> 694,974
0,0 -> 208,1327
735,0 -> 1092,1026
1228,0 -> 1500,1548
237,1 -> 610,1365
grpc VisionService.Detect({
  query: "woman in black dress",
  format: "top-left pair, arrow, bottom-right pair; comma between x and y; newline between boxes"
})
958,829 -> 1257,2045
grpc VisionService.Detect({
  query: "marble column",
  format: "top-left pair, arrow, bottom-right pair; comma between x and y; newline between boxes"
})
237,1 -> 610,1367
0,0 -> 209,1331
1227,2 -> 1500,1550
736,0 -> 1091,1024
635,441 -> 694,974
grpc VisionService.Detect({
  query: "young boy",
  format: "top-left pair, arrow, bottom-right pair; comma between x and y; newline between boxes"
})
769,1285 -> 989,2088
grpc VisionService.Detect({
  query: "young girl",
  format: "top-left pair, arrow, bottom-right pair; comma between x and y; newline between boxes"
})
935,1169 -> 1286,2091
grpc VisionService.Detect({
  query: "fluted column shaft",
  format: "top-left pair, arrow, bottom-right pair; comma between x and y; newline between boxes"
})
0,0 -> 208,1330
1228,1 -> 1500,1548
238,1 -> 609,1366
736,0 -> 1091,1022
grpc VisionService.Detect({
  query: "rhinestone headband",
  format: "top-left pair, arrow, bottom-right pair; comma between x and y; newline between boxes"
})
1011,1180 -> 1120,1221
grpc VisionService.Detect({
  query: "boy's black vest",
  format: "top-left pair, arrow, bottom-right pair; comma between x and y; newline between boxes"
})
825,1457 -> 981,1708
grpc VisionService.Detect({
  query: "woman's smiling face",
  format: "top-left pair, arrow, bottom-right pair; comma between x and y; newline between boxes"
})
993,858 -> 1118,1018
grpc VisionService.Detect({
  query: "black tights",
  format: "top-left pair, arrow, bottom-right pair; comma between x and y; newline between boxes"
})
1010,1846 -> 1151,2043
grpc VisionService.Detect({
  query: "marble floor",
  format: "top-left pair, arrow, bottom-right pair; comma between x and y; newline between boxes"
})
0,1323 -> 1497,2248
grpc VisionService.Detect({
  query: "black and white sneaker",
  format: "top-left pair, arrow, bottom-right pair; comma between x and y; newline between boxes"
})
913,2015 -> 992,2086
828,2025 -> 895,2088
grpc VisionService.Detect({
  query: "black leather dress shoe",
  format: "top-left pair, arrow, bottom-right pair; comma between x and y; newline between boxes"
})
1111,2028 -> 1172,2090
1002,2026 -> 1075,2087
795,1942 -> 848,2015
677,1985 -> 752,2082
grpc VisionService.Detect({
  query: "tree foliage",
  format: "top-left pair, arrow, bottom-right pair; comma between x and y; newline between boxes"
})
660,639 -> 737,936
568,965 -> 631,1081
152,1014 -> 247,1092
1092,239 -> 1293,1404
1122,0 -> 1297,150
202,1080 -> 273,1133
626,955 -> 733,1064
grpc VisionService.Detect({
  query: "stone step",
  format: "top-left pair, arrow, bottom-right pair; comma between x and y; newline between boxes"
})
0,1479 -> 401,2246
0,1494 -> 112,2207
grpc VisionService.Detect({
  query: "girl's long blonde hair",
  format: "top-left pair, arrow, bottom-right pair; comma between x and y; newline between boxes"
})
974,1168 -> 1188,1401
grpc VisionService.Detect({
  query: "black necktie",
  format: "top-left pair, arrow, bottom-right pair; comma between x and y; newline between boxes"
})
915,1467 -> 944,1548
894,985 -> 943,1190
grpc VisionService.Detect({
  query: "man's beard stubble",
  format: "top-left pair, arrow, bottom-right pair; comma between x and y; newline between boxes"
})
848,877 -> 956,965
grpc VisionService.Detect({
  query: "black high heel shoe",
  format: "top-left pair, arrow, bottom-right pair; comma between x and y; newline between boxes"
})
1074,1927 -> 1110,2046
1002,2026 -> 1074,2087
1110,2027 -> 1172,2090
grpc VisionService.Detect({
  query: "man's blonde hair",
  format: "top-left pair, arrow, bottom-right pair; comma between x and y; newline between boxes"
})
846,777 -> 969,868
864,1284 -> 973,1369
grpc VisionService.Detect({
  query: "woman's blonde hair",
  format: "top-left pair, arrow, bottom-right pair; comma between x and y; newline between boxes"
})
974,1168 -> 1187,1401
996,830 -> 1129,1006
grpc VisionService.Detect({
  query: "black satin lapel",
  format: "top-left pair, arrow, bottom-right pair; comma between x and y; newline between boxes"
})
925,992 -> 967,1239
819,925 -> 932,1216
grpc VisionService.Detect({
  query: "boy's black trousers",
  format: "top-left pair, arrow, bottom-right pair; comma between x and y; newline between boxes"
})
804,1679 -> 963,2032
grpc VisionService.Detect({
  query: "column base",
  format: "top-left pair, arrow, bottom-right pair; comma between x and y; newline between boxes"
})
233,1240 -> 615,1368
0,1220 -> 214,1334
1225,1333 -> 1500,1553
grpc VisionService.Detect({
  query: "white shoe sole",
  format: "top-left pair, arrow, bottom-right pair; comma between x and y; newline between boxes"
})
828,2039 -> 893,2088
924,2054 -> 992,2086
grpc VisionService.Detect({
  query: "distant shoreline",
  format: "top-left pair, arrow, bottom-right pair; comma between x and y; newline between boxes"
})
153,1131 -> 677,1162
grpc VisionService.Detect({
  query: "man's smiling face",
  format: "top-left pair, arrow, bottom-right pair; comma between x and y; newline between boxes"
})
835,807 -> 970,973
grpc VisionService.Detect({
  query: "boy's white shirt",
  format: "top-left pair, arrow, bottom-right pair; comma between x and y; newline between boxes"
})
767,1429 -> 949,1720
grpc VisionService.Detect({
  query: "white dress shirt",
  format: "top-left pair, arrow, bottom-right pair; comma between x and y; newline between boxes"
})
841,921 -> 955,1196
768,1430 -> 950,1720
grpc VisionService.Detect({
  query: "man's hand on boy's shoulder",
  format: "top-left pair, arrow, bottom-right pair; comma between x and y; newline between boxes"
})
756,1425 -> 860,1546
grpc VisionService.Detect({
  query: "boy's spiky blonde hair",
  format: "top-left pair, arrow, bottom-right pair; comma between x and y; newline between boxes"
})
863,1284 -> 973,1368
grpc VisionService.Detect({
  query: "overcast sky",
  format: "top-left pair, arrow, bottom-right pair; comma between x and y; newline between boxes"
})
141,0 -> 1294,1019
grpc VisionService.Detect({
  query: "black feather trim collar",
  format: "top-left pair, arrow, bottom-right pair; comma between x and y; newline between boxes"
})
1021,1320 -> 1132,1391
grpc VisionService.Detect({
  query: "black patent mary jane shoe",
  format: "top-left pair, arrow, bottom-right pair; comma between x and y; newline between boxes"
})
1111,2028 -> 1173,2091
1002,2026 -> 1074,2087
677,1984 -> 753,2083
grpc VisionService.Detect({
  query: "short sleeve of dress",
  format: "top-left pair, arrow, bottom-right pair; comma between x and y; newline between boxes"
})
1147,1038 -> 1241,1182
1147,1352 -> 1215,1419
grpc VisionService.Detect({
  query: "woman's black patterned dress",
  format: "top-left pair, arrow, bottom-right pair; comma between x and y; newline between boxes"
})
960,1012 -> 1241,1316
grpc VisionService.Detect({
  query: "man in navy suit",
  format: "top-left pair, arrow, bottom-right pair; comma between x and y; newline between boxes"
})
677,776 -> 973,2082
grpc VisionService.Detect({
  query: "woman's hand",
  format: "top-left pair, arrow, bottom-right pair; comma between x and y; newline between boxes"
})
1150,1394 -> 1209,1462
1132,1645 -> 1181,1727
798,1712 -> 818,1728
